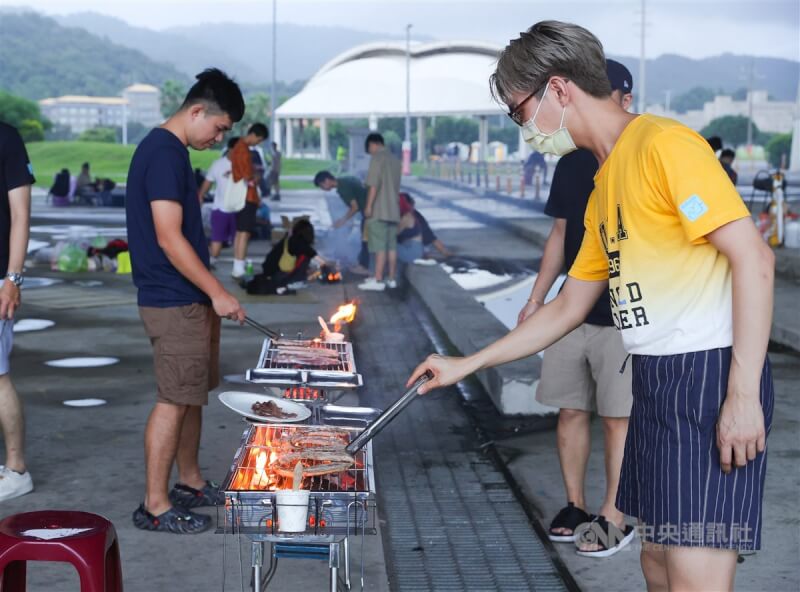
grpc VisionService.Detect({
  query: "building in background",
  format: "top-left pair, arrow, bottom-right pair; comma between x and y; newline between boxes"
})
648,89 -> 797,135
39,95 -> 127,134
121,84 -> 162,128
39,83 -> 162,135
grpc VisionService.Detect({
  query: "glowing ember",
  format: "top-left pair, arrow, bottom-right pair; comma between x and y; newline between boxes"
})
328,302 -> 357,332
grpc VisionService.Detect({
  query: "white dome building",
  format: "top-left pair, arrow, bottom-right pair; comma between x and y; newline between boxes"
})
274,41 -> 524,161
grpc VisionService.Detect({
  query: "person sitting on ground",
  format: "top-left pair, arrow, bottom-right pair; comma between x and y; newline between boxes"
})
396,193 -> 452,263
719,148 -> 738,186
49,168 -> 71,206
314,170 -> 370,274
76,162 -> 92,193
246,218 -> 324,295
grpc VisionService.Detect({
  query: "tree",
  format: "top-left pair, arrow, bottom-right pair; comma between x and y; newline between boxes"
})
160,80 -> 186,118
430,117 -> 479,146
765,133 -> 792,168
237,92 -> 271,136
700,116 -> 761,147
18,119 -> 44,142
78,127 -> 117,143
671,87 -> 716,113
0,91 -> 49,130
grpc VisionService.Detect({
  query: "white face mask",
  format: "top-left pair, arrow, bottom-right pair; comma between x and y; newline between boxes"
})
520,83 -> 577,156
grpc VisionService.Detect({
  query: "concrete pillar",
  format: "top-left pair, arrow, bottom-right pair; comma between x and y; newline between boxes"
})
790,79 -> 800,171
416,117 -> 426,162
273,119 -> 282,150
286,119 -> 294,158
478,116 -> 489,162
320,117 -> 329,161
368,115 -> 379,131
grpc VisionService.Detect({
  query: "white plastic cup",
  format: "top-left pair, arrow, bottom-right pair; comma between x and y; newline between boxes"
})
275,490 -> 311,532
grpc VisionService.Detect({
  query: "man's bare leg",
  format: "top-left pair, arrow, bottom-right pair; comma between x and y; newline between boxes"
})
551,408 -> 591,536
210,241 -> 223,258
665,546 -> 737,592
234,231 -> 248,261
387,249 -> 397,280
599,416 -> 628,524
374,251 -> 387,282
641,544 -> 669,592
175,405 -> 206,489
144,402 -> 188,515
577,416 -> 629,550
0,374 -> 25,473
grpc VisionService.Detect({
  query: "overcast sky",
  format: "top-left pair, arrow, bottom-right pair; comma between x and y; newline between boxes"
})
5,0 -> 799,61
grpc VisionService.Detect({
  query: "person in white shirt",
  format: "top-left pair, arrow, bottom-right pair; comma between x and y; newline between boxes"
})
197,137 -> 239,267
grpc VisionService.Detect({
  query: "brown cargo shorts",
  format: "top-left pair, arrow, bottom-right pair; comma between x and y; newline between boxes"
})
139,302 -> 220,406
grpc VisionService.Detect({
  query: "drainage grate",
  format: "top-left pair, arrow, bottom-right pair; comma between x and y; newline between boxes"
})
351,292 -> 569,592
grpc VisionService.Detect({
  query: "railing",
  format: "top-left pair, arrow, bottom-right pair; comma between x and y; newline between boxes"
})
420,160 -> 547,199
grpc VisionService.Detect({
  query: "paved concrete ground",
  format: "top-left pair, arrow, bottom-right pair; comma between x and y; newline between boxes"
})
2,198 -> 390,591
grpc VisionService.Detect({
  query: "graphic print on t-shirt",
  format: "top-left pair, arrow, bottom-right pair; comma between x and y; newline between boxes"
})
568,115 -> 750,356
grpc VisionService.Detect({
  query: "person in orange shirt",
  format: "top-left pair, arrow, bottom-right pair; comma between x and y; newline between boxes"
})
409,21 -> 774,592
229,123 -> 268,278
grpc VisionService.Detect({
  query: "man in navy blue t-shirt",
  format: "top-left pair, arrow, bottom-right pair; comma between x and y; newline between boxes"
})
0,123 -> 35,503
126,68 -> 247,534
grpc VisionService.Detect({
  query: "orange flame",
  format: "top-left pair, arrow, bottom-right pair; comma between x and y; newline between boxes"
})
329,302 -> 357,332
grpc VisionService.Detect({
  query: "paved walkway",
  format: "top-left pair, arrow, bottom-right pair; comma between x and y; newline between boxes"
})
349,287 -> 573,592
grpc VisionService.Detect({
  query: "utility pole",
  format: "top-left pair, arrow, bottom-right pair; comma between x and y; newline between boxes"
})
270,0 -> 277,145
746,59 -> 755,150
402,24 -> 412,175
637,0 -> 647,113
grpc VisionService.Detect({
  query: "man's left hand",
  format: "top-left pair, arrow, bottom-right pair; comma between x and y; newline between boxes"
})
364,205 -> 373,219
717,384 -> 766,474
0,279 -> 21,320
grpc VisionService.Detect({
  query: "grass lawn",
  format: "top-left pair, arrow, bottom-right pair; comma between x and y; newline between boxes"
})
27,141 -> 334,189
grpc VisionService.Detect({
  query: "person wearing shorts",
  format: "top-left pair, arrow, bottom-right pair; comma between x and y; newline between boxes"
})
126,68 -> 246,534
0,123 -> 35,503
359,133 -> 401,291
518,60 -> 635,558
229,123 -> 268,278
411,21 -> 774,591
197,136 -> 239,267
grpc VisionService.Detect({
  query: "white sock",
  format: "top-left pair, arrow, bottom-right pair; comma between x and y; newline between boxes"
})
233,259 -> 246,275
209,256 -> 218,265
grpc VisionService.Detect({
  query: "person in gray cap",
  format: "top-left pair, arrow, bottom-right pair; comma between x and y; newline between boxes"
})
515,58 -> 635,558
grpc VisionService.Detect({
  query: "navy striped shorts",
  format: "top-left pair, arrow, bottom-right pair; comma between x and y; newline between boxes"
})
616,347 -> 774,551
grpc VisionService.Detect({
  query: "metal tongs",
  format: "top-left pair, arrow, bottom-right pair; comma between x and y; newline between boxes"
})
243,316 -> 282,341
344,370 -> 433,455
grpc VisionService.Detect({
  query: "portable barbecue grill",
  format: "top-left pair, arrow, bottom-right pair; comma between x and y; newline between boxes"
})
218,405 -> 379,592
247,338 -> 362,390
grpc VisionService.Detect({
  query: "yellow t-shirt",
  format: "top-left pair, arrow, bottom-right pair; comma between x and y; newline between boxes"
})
569,114 -> 749,355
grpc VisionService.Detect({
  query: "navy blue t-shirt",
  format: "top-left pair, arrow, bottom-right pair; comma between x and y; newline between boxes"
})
126,128 -> 210,307
544,148 -> 613,327
0,123 -> 36,276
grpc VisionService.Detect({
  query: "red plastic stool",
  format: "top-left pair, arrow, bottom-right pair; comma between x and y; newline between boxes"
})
0,511 -> 122,591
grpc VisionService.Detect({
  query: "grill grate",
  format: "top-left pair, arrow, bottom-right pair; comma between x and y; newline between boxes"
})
225,424 -> 370,493
263,340 -> 352,373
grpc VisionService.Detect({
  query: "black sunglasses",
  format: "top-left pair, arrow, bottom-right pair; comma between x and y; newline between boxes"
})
507,79 -> 562,126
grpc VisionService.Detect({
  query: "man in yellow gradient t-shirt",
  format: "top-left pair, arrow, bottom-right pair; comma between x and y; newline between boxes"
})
408,21 -> 775,591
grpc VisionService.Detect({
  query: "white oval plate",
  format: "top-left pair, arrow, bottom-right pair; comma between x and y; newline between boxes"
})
14,319 -> 55,333
218,391 -> 311,423
63,398 -> 107,407
45,357 -> 120,368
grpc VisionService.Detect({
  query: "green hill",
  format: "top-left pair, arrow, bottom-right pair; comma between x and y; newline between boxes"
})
0,11 -> 187,100
27,141 -> 328,189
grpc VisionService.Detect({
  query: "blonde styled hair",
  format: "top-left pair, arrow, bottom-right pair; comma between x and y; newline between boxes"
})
491,21 -> 612,105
